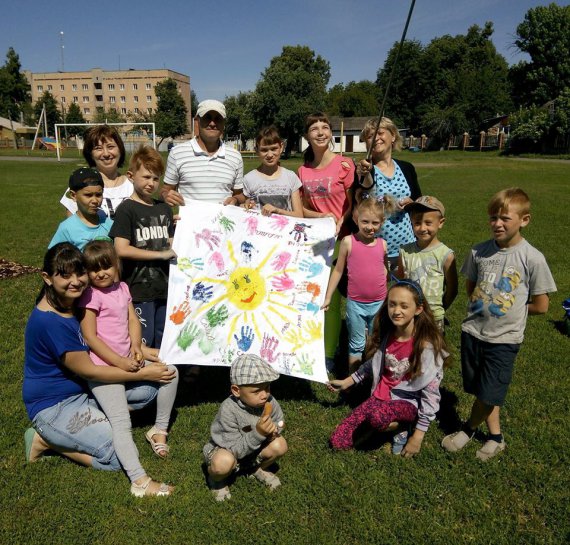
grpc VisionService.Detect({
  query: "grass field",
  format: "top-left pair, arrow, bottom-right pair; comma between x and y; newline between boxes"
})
1,151 -> 569,545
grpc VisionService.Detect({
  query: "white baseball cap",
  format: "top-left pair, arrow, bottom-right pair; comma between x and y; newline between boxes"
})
196,99 -> 226,119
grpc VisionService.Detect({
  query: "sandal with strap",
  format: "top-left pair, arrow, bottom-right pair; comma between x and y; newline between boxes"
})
145,426 -> 169,459
130,476 -> 173,497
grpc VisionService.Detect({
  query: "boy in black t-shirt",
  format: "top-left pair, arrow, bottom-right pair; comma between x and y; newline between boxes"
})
110,146 -> 175,348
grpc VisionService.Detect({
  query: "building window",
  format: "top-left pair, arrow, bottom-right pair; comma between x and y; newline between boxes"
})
146,83 -> 151,90
120,96 -> 126,103
37,85 -> 43,92
83,107 -> 90,114
110,107 -> 117,113
120,83 -> 125,90
133,83 -> 138,90
60,84 -> 65,91
121,108 -> 127,114
147,108 -> 152,114
82,83 -> 89,90
110,96 -> 116,103
133,96 -> 138,103
95,95 -> 103,102
72,84 -> 77,91
108,83 -> 115,90
48,85 -> 53,91
146,95 -> 152,103
61,97 -> 66,103
83,96 -> 89,103
134,107 -> 140,114
73,96 -> 78,103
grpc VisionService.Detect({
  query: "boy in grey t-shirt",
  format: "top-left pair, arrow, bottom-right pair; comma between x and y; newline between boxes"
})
442,188 -> 556,461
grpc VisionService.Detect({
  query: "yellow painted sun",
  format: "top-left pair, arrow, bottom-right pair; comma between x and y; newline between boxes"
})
228,267 -> 267,310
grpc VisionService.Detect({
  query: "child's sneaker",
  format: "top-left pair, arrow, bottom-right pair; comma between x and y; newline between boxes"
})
441,430 -> 472,452
251,467 -> 281,490
207,476 -> 231,502
392,430 -> 409,455
476,439 -> 506,461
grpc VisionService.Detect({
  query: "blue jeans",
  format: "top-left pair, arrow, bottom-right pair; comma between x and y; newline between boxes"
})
134,299 -> 167,348
32,383 -> 159,471
346,298 -> 383,358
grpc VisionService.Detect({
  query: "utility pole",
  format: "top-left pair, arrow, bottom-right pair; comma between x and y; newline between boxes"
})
60,31 -> 65,71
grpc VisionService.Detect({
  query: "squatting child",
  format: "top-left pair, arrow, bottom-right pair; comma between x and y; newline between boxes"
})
442,187 -> 556,460
232,126 -> 303,217
49,167 -> 113,250
322,196 -> 394,373
397,195 -> 458,331
204,355 -> 287,501
109,145 -> 175,348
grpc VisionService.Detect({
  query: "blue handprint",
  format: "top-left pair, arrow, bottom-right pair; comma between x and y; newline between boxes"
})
192,281 -> 213,302
234,325 -> 255,351
299,258 -> 324,279
297,300 -> 320,315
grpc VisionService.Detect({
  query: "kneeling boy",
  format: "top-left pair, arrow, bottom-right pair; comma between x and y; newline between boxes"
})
204,355 -> 287,501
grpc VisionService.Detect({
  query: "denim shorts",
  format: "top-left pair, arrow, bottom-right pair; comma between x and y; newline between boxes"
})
461,331 -> 520,406
346,298 -> 383,357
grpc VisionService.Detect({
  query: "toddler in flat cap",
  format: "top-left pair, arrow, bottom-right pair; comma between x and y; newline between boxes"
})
203,355 -> 287,501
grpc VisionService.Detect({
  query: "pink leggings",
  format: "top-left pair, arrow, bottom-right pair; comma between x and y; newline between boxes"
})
330,396 -> 417,450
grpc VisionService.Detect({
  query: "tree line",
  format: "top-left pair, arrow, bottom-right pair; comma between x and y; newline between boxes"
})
1,3 -> 568,153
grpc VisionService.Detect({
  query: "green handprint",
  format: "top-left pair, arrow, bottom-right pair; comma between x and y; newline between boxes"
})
177,322 -> 202,351
303,319 -> 323,342
206,305 -> 229,328
219,215 -> 235,233
296,354 -> 315,376
198,335 -> 214,355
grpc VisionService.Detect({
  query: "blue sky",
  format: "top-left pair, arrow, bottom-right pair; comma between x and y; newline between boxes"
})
1,0 -> 559,101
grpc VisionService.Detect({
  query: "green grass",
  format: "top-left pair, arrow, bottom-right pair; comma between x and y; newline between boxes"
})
1,152 -> 569,545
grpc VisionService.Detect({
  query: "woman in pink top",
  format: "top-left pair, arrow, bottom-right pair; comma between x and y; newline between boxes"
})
322,198 -> 394,372
298,113 -> 355,371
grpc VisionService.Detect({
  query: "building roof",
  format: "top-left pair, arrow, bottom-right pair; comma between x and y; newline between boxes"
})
0,116 -> 35,131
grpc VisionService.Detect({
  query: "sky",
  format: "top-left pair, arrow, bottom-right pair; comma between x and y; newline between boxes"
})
1,0 -> 563,101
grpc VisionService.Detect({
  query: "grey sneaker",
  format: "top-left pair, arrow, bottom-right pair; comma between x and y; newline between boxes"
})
441,430 -> 472,452
476,439 -> 506,461
392,430 -> 409,455
251,468 -> 281,490
207,477 -> 231,502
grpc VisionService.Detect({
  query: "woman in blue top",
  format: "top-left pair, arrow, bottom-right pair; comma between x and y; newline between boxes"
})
355,117 -> 422,270
22,243 -> 176,497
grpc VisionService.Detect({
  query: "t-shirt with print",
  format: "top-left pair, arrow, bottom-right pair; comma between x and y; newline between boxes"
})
399,241 -> 454,321
109,199 -> 174,302
373,335 -> 414,401
367,162 -> 416,258
298,155 -> 355,222
48,211 -> 113,250
23,307 -> 89,420
243,167 -> 301,212
461,238 -> 556,344
78,282 -> 132,366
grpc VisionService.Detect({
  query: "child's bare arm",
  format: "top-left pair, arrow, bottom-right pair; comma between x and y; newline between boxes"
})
466,279 -> 476,297
262,189 -> 304,218
321,237 -> 350,310
80,308 -> 139,371
395,251 -> 405,280
527,293 -> 550,315
442,252 -> 458,309
114,236 -> 176,261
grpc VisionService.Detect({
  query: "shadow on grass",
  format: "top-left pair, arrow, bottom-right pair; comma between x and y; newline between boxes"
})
550,318 -> 570,337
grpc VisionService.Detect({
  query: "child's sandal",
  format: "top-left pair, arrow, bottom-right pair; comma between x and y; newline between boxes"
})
145,426 -> 169,458
130,476 -> 173,497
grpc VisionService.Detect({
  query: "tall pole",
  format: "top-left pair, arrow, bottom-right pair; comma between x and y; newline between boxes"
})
59,31 -> 65,71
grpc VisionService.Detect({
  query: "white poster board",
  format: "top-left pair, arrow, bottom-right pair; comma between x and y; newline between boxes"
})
159,200 -> 335,383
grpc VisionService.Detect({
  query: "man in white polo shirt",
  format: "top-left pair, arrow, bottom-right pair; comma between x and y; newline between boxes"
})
161,99 -> 244,206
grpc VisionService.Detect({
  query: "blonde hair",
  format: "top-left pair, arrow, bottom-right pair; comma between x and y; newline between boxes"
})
360,117 -> 403,151
357,193 -> 397,221
488,187 -> 530,216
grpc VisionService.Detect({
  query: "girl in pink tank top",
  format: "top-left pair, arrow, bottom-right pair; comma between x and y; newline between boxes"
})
322,197 -> 395,372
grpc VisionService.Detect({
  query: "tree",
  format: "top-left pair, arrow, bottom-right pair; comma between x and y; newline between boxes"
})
34,91 -> 62,136
63,102 -> 86,137
251,45 -> 330,155
153,78 -> 188,146
190,89 -> 198,119
224,91 -> 256,146
326,81 -> 379,117
0,47 -> 31,147
510,3 -> 570,107
92,106 -> 126,124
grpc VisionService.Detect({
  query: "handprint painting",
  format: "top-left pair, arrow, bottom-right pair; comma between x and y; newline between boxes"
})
159,200 -> 336,383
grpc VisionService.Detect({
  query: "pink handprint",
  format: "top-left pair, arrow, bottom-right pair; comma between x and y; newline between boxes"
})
245,215 -> 258,236
195,229 -> 221,250
260,333 -> 281,363
271,273 -> 295,292
208,251 -> 225,272
270,214 -> 289,231
271,251 -> 292,271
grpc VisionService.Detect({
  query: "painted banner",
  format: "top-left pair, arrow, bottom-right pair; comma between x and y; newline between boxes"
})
159,200 -> 336,383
